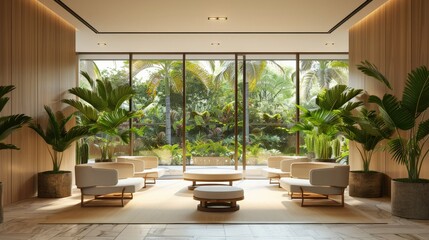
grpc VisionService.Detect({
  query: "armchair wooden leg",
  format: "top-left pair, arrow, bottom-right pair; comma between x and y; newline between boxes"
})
80,190 -> 84,207
121,188 -> 125,207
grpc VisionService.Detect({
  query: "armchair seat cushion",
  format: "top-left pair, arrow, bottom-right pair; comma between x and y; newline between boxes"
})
279,178 -> 344,195
262,168 -> 291,178
82,177 -> 146,195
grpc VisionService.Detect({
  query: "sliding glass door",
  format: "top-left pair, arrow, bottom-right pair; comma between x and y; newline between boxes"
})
78,53 -> 348,174
185,55 -> 237,169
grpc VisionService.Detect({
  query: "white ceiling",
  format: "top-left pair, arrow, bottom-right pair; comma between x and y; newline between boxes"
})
38,0 -> 387,53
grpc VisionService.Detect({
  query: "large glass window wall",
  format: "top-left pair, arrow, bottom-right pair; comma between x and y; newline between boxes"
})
78,53 -> 349,175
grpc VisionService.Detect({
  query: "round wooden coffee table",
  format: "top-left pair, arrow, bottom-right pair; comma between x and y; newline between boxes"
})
183,169 -> 243,190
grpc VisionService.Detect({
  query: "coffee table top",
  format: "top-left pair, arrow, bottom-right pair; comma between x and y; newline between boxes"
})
183,169 -> 243,181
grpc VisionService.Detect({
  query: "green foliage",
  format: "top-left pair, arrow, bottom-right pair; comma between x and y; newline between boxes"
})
340,108 -> 394,172
76,139 -> 89,164
190,140 -> 233,157
291,84 -> 363,160
29,106 -> 90,172
358,61 -> 429,181
64,71 -> 141,161
0,85 -> 32,151
313,134 -> 332,159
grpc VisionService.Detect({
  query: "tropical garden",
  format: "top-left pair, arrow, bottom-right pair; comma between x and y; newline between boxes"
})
78,55 -> 349,169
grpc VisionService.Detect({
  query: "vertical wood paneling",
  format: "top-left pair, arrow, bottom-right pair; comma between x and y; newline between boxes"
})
58,14 -> 77,175
411,0 -> 429,70
411,0 -> 429,180
0,0 -> 76,205
37,2 -> 61,173
0,0 -> 13,205
383,0 -> 411,181
349,0 -> 429,190
11,0 -> 39,202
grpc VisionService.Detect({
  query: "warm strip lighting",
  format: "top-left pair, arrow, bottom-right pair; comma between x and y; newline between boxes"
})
208,17 -> 228,21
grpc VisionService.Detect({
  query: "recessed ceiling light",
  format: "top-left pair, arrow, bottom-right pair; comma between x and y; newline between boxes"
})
208,17 -> 227,21
97,42 -> 107,46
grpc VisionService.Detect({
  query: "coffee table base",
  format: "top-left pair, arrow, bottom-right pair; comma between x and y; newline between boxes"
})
195,197 -> 243,212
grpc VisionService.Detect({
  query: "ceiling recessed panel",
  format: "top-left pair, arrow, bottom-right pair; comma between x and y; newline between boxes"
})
58,0 -> 369,34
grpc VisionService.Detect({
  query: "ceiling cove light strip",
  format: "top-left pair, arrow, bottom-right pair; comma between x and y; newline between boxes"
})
54,0 -> 372,35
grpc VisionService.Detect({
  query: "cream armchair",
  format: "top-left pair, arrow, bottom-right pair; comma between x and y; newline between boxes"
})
261,156 -> 309,184
117,156 -> 166,185
279,162 -> 350,207
75,163 -> 146,207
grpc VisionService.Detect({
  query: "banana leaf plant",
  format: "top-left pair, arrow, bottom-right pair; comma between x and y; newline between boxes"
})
340,108 -> 393,172
290,84 -> 363,160
0,85 -> 31,150
358,61 -> 429,181
29,106 -> 90,173
63,71 -> 141,161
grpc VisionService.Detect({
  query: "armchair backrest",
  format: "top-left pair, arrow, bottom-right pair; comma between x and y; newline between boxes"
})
267,156 -> 308,169
75,165 -> 118,188
117,157 -> 145,172
290,162 -> 339,179
310,165 -> 350,188
280,157 -> 310,172
116,156 -> 159,169
86,162 -> 135,179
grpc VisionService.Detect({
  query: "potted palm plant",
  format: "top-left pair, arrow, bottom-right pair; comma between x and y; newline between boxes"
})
358,61 -> 429,219
291,85 -> 363,162
341,108 -> 393,197
63,72 -> 140,162
30,106 -> 90,198
0,85 -> 31,223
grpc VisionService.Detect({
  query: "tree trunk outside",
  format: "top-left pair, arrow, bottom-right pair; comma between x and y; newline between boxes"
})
245,80 -> 249,144
165,95 -> 172,145
165,77 -> 171,145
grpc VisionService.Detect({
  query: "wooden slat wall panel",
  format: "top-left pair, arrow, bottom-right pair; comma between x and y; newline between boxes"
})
411,0 -> 429,69
37,1 -> 61,173
11,0 -> 39,202
411,0 -> 429,179
58,11 -> 77,176
383,0 -> 411,181
349,0 -> 429,190
0,0 -> 13,205
0,0 -> 76,205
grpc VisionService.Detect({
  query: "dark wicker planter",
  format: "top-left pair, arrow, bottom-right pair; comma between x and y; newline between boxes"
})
391,180 -> 429,219
38,171 -> 72,198
349,171 -> 383,198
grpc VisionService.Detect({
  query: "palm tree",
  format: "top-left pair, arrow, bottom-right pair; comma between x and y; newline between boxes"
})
63,71 -> 139,161
358,61 -> 429,181
300,60 -> 349,103
340,108 -> 394,172
29,106 -> 90,172
132,60 -> 183,144
0,85 -> 31,150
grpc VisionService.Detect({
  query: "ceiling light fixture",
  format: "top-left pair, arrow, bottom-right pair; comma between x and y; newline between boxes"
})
324,42 -> 335,46
208,17 -> 227,21
97,42 -> 107,46
211,42 -> 221,46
